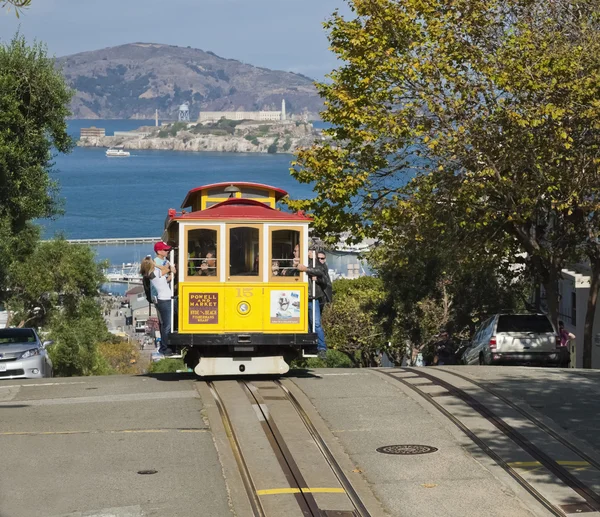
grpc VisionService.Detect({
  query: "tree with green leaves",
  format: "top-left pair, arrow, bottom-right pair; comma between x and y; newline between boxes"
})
2,0 -> 30,16
6,239 -> 112,376
6,238 -> 106,327
321,276 -> 392,366
0,34 -> 73,306
290,0 -> 600,366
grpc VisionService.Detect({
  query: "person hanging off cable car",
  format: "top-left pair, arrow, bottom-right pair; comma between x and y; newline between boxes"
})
297,247 -> 328,358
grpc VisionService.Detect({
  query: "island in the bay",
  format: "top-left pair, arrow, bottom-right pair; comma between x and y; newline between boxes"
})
64,42 -> 327,153
78,101 -> 325,154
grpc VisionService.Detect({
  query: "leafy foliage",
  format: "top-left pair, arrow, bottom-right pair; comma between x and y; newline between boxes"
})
2,0 -> 30,16
148,358 -> 186,373
46,298 -> 112,377
290,348 -> 355,369
6,238 -> 106,328
0,35 -> 73,302
321,277 -> 397,366
289,0 -> 600,365
98,339 -> 142,375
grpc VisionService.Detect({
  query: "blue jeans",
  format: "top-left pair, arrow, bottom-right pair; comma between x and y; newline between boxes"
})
308,300 -> 326,351
155,299 -> 172,354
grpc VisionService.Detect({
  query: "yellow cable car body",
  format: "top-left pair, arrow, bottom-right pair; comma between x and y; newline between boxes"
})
163,182 -> 318,376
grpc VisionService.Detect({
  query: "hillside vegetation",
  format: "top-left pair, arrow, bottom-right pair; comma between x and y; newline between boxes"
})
57,43 -> 323,120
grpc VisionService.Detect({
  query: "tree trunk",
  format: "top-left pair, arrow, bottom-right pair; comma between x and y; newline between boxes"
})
583,261 -> 600,369
543,273 -> 560,331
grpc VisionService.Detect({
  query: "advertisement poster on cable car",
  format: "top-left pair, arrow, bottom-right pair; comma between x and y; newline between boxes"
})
270,290 -> 300,324
189,292 -> 219,324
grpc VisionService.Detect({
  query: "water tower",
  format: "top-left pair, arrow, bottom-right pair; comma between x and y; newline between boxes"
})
178,103 -> 190,122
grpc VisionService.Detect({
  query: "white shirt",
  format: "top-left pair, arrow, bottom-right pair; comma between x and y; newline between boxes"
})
150,267 -> 171,301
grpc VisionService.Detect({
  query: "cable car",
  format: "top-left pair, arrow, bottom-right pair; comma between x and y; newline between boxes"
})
161,182 -> 318,376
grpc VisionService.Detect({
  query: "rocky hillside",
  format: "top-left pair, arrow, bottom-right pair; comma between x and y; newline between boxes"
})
57,43 -> 324,120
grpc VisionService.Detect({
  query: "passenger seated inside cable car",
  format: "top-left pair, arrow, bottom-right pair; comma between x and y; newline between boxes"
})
187,228 -> 217,277
199,251 -> 217,276
272,233 -> 300,277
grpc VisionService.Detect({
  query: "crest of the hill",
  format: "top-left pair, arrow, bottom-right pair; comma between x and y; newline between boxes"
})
57,42 -> 323,120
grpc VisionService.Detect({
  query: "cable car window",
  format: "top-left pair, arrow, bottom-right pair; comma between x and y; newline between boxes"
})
239,187 -> 269,199
271,229 -> 300,278
207,188 -> 228,197
229,227 -> 260,277
188,228 -> 218,277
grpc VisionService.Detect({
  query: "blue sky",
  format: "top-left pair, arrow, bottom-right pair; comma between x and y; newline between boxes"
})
0,0 -> 351,80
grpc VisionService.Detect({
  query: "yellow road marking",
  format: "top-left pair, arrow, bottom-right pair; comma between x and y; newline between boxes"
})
256,488 -> 345,496
0,428 -> 208,436
509,461 -> 590,469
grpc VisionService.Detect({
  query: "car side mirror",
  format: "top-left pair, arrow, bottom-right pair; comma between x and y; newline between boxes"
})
42,340 -> 54,348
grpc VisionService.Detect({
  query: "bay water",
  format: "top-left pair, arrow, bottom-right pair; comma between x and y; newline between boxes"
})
44,120 -> 319,294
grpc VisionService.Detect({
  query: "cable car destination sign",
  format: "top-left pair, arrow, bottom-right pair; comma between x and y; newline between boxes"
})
189,293 -> 219,324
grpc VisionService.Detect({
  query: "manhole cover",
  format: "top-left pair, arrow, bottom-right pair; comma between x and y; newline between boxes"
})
137,469 -> 158,475
376,445 -> 438,455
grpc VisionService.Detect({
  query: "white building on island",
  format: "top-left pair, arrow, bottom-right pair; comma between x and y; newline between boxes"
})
198,99 -> 287,123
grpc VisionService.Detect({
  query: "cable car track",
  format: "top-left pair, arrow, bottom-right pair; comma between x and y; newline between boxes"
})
378,368 -> 600,516
207,379 -> 371,517
440,368 -> 600,473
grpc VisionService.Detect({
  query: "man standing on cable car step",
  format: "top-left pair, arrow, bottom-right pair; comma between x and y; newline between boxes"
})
153,241 -> 176,356
297,248 -> 328,360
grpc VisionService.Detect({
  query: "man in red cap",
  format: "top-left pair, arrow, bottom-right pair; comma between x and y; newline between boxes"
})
152,241 -> 176,356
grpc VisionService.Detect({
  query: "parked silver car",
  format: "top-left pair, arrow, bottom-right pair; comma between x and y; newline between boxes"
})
0,328 -> 54,379
463,314 -> 568,367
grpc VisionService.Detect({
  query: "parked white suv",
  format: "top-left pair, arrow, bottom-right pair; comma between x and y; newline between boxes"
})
463,314 -> 568,367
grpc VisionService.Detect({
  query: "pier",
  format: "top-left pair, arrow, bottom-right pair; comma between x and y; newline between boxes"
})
64,237 -> 160,246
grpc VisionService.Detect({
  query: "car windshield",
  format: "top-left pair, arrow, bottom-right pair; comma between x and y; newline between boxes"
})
0,328 -> 36,344
497,315 -> 554,333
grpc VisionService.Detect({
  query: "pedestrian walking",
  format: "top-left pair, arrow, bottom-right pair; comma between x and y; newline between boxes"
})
433,329 -> 456,366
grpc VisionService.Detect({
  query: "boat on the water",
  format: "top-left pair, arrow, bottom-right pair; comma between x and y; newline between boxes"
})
106,148 -> 130,157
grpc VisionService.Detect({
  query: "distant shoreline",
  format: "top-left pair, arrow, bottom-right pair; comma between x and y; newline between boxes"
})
77,120 -> 324,154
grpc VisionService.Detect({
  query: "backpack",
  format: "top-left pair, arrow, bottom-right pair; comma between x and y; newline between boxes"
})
142,274 -> 154,304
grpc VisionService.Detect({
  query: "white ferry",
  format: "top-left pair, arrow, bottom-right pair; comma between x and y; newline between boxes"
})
106,148 -> 130,157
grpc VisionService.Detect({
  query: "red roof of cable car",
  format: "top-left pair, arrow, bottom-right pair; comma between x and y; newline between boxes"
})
180,182 -> 289,209
172,198 -> 312,222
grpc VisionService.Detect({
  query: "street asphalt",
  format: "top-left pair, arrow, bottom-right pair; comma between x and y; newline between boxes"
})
1,366 -> 598,517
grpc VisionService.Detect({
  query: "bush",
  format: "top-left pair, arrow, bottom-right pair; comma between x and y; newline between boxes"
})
290,348 -> 354,369
321,277 -> 401,366
148,358 -> 186,373
98,340 -> 141,374
267,142 -> 278,154
47,299 -> 113,377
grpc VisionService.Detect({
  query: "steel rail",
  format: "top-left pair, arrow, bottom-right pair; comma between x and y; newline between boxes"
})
275,379 -> 371,517
402,367 -> 600,511
377,369 -> 565,517
240,380 -> 320,516
206,381 -> 266,517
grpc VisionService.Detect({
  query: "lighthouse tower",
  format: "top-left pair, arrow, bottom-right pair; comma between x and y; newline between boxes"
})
281,99 -> 286,121
178,103 -> 190,122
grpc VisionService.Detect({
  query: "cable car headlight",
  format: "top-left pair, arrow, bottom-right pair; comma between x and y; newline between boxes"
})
238,302 -> 250,315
